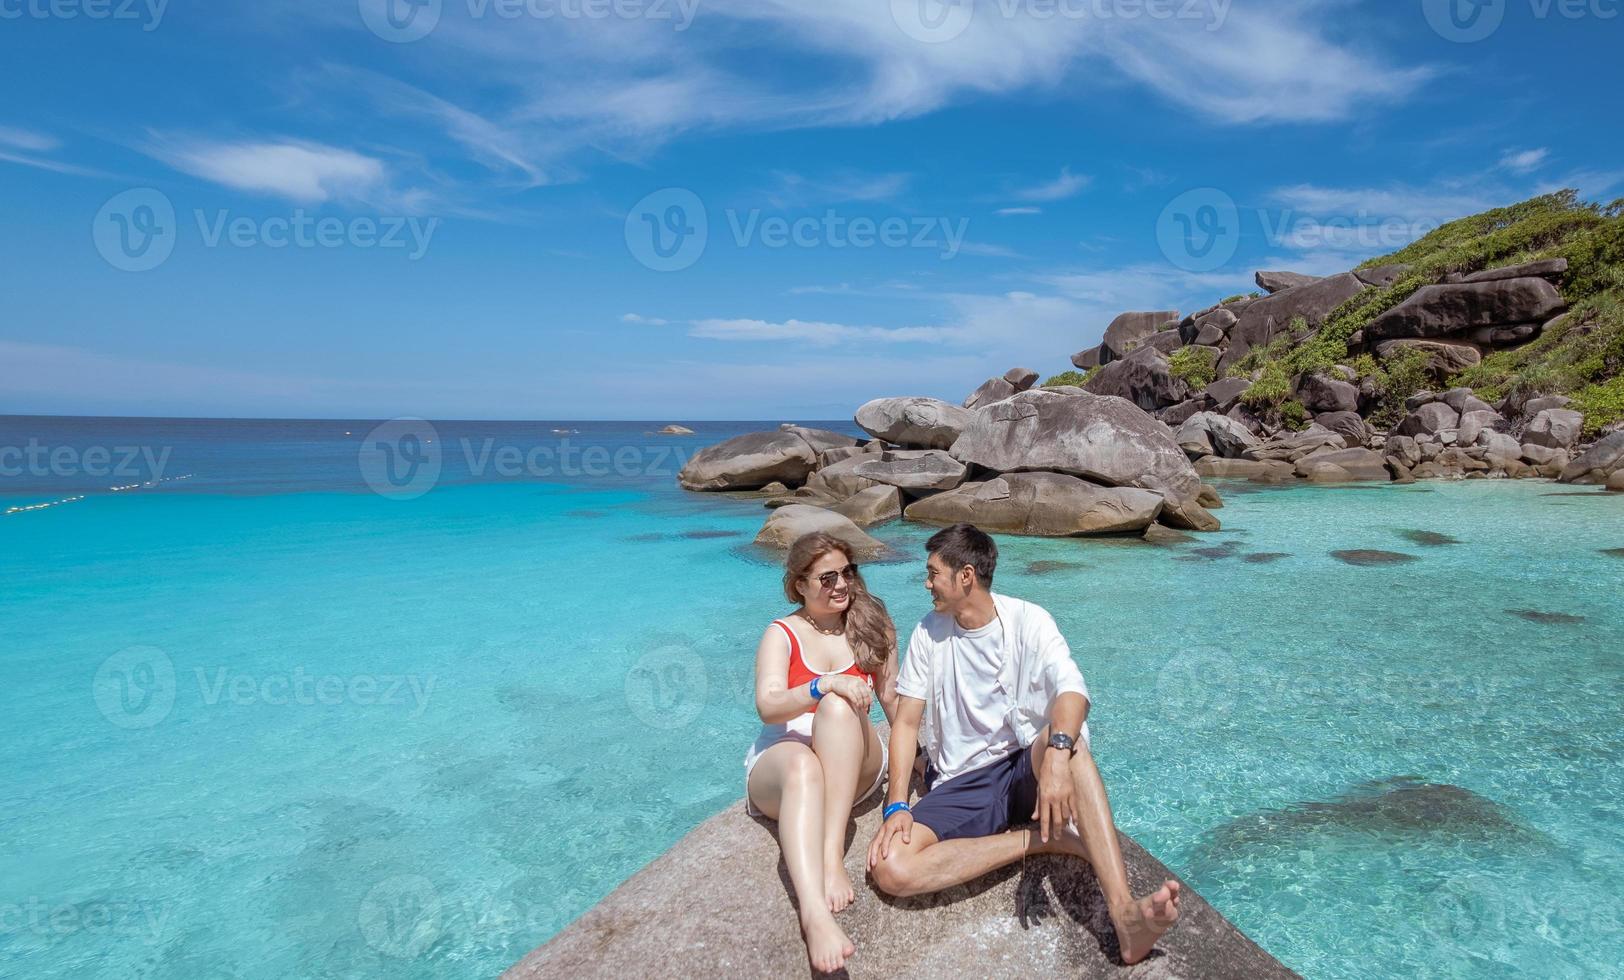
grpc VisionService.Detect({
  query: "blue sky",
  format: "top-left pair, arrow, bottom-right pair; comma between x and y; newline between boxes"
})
1,0 -> 1620,420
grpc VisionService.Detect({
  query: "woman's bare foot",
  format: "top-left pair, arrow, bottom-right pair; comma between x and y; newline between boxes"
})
824,857 -> 856,913
1114,880 -> 1181,965
800,911 -> 855,974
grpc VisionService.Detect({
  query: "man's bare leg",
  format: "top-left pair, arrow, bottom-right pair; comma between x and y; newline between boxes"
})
870,821 -> 1042,896
1031,732 -> 1181,964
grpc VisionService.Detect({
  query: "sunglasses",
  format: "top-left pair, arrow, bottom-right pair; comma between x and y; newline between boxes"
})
813,564 -> 859,590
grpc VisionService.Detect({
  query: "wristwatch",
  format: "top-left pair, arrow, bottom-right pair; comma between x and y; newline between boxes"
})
1048,731 -> 1078,755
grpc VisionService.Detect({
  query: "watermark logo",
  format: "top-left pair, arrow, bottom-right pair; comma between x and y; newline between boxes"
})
1155,645 -> 1252,730
1157,187 -> 1240,273
358,875 -> 443,958
1420,874 -> 1504,946
359,419 -> 443,500
93,646 -> 177,729
0,0 -> 168,30
93,189 -> 177,273
625,188 -> 708,272
360,0 -> 443,42
1422,0 -> 1506,40
625,644 -> 707,729
890,0 -> 975,42
626,189 -> 971,270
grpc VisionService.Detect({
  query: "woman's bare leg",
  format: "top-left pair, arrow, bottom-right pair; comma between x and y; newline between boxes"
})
809,694 -> 872,913
747,741 -> 853,973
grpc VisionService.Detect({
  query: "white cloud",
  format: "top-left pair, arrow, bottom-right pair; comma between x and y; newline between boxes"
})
0,126 -> 58,152
996,207 -> 1042,216
154,139 -> 389,204
1499,148 -> 1549,174
1012,167 -> 1089,202
620,313 -> 670,325
762,171 -> 912,207
956,241 -> 1024,258
288,0 -> 1433,189
688,317 -> 964,346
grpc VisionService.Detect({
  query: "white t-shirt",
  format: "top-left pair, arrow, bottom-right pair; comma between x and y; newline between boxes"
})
895,592 -> 1091,787
895,615 -> 1018,784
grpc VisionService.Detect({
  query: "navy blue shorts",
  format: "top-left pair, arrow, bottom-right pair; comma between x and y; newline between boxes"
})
910,748 -> 1039,842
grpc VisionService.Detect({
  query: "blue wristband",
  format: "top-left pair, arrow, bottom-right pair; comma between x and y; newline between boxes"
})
883,802 -> 910,820
809,676 -> 824,700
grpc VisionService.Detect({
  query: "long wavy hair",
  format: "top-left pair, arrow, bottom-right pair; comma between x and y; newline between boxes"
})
782,532 -> 896,676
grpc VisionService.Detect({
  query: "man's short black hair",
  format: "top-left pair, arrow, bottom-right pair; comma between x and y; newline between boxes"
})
925,522 -> 997,587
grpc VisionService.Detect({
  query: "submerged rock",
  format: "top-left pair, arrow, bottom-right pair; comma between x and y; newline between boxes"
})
1195,777 -> 1539,856
1397,529 -> 1461,547
508,782 -> 1297,980
1506,608 -> 1586,625
1330,549 -> 1419,566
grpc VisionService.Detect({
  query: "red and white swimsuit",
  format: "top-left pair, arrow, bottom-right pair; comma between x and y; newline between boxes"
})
743,619 -> 887,815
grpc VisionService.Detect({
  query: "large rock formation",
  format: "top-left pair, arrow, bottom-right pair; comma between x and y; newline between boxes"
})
950,389 -> 1218,530
965,367 -> 1040,409
903,473 -> 1165,536
507,785 -> 1298,980
1099,310 -> 1179,364
1082,345 -> 1191,411
678,428 -> 857,491
1364,278 -> 1566,342
852,450 -> 969,492
1255,270 -> 1320,293
1220,273 -> 1368,372
854,397 -> 972,450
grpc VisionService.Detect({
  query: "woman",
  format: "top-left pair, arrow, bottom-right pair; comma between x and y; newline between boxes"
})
744,532 -> 898,974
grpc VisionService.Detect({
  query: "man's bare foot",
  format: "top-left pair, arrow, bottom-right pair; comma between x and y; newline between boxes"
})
824,858 -> 856,913
800,911 -> 855,974
1114,880 -> 1181,965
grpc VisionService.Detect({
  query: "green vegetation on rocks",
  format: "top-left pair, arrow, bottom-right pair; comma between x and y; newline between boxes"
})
1226,190 -> 1624,431
1042,369 -> 1093,388
1169,346 -> 1219,388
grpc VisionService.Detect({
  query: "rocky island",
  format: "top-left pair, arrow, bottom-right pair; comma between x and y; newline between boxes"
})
673,193 -> 1624,555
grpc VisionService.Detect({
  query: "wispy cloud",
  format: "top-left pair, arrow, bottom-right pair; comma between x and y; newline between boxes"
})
1012,167 -> 1089,202
956,241 -> 1024,258
688,317 -> 962,346
996,207 -> 1042,216
761,170 -> 912,208
620,313 -> 670,325
150,138 -> 391,205
1499,147 -> 1549,174
0,126 -> 59,152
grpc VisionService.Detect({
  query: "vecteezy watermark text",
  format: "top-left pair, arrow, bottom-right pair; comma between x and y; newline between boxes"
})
1155,186 -> 1445,272
1422,0 -> 1616,43
624,188 -> 969,272
93,189 -> 439,272
889,0 -> 1230,44
358,418 -> 696,499
0,898 -> 169,945
358,0 -> 699,43
0,440 -> 171,481
0,0 -> 167,30
94,646 -> 437,729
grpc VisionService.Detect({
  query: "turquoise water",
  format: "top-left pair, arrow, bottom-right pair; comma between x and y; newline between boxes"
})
2,419 -> 1622,978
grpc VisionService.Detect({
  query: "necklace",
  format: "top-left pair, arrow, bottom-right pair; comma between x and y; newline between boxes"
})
798,609 -> 844,636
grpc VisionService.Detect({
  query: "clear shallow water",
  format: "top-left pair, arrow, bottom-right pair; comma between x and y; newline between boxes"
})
2,418 -> 1621,979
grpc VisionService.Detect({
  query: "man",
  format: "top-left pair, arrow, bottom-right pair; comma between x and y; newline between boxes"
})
866,523 -> 1180,964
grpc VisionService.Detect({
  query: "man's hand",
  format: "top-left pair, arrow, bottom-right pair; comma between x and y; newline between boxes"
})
1032,749 -> 1077,844
823,674 -> 872,714
866,810 -> 913,869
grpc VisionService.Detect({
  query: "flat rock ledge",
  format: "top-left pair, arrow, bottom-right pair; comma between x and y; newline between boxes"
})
506,794 -> 1296,979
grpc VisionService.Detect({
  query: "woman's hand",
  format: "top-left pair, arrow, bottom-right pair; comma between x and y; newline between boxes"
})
821,674 -> 872,714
